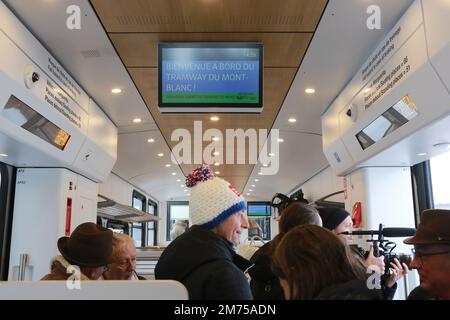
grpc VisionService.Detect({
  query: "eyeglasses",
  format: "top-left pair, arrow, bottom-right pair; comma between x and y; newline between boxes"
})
411,248 -> 450,267
114,257 -> 136,267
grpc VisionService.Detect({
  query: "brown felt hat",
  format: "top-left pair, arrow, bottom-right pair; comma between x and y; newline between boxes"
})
404,209 -> 450,245
57,222 -> 113,267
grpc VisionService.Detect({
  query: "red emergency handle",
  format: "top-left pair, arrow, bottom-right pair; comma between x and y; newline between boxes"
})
65,198 -> 72,236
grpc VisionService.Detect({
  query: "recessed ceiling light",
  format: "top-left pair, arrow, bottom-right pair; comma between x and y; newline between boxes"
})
147,138 -> 154,143
133,118 -> 142,123
277,138 -> 284,143
433,142 -> 450,148
165,164 -> 171,167
176,179 -> 181,182
246,193 -> 251,196
288,118 -> 297,123
0,153 -> 8,157
254,179 -> 259,182
213,151 -> 220,156
249,189 -> 253,192
363,88 -> 371,93
215,171 -> 220,174
214,162 -> 220,166
180,185 -> 184,187
269,153 -> 275,157
184,189 -> 187,192
417,153 -> 427,156
258,172 -> 263,175
111,88 -> 122,94
210,116 -> 219,121
262,163 -> 268,167
157,153 -> 164,157
212,137 -> 220,142
171,172 -> 176,175
251,185 -> 255,187
305,88 -> 315,94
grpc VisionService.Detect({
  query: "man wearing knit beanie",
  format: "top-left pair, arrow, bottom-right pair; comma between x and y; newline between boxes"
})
155,165 -> 253,300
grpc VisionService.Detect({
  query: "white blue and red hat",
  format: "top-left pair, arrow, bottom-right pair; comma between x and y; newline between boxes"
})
186,164 -> 246,229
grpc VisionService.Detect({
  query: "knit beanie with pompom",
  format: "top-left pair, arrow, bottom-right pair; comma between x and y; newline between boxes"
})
186,164 -> 246,229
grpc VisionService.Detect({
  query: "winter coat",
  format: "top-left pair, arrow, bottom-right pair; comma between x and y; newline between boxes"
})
41,255 -> 90,281
315,279 -> 384,300
155,225 -> 253,300
248,242 -> 285,300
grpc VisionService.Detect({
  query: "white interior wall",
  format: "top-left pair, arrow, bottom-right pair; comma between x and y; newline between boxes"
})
293,166 -> 345,203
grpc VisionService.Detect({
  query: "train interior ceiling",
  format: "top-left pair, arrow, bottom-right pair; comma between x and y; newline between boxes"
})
1,0 -> 450,299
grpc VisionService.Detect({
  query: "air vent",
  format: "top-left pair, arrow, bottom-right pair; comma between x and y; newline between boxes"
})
229,15 -> 304,25
80,49 -> 101,58
116,15 -> 192,26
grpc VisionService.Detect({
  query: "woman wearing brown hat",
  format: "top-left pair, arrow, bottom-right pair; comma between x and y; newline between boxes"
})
41,222 -> 113,281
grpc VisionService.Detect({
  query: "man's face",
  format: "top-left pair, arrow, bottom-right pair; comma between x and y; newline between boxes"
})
410,244 -> 450,298
214,210 -> 249,247
107,242 -> 137,280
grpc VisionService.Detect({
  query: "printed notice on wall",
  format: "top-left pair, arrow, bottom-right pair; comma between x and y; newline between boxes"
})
46,57 -> 89,111
44,77 -> 85,129
352,25 -> 427,112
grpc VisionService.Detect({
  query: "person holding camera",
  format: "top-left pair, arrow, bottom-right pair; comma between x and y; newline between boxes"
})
404,209 -> 450,300
318,207 -> 409,299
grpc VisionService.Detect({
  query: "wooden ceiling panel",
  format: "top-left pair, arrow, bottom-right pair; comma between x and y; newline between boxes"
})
91,0 -> 327,33
91,0 -> 327,192
110,33 -> 312,68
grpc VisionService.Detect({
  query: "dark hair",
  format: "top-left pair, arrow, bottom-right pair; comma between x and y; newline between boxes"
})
268,203 -> 321,255
272,225 -> 357,299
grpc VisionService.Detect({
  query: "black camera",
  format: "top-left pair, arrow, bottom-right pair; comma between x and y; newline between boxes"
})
344,224 -> 415,275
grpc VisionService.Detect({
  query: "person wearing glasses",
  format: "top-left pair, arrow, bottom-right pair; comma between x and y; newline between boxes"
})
404,209 -> 450,300
42,222 -> 112,281
102,233 -> 144,280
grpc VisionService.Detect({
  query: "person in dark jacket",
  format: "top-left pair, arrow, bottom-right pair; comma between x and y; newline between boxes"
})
272,224 -> 382,300
248,202 -> 322,299
155,164 -> 253,300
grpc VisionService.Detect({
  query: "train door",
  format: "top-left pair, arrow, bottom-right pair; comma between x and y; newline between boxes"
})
0,162 -> 16,280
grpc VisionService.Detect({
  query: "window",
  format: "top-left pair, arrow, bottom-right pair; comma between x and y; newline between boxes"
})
167,201 -> 189,241
430,150 -> 450,209
147,199 -> 158,246
248,217 -> 271,241
132,190 -> 146,247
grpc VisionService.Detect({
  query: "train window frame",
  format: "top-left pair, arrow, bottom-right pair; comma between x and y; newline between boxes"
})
147,199 -> 158,246
429,150 -> 450,210
132,190 -> 147,247
166,201 -> 189,241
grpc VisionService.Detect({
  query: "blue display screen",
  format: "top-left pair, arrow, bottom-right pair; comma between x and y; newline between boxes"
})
158,43 -> 263,108
247,202 -> 271,217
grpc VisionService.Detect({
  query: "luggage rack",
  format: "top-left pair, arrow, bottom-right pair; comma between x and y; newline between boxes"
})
97,194 -> 160,223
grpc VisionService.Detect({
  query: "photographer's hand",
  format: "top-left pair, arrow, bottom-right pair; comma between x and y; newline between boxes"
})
386,258 -> 409,288
364,245 -> 385,274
